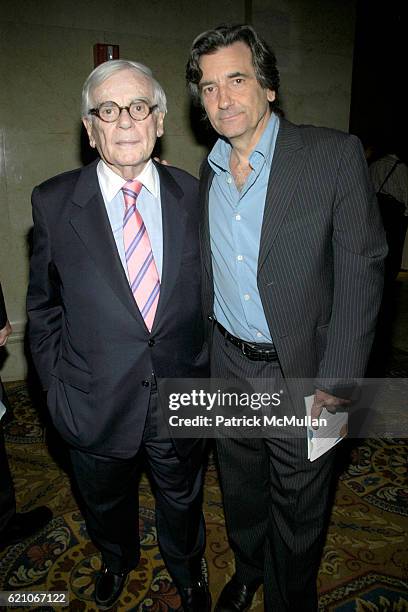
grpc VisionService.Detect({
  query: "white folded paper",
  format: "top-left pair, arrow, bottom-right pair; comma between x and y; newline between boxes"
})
305,395 -> 348,462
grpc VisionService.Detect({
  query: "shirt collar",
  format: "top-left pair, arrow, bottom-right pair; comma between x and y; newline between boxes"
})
208,137 -> 231,175
208,113 -> 279,175
250,113 -> 279,169
97,159 -> 159,202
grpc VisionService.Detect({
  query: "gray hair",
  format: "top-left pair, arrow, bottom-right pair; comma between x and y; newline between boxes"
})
81,59 -> 167,118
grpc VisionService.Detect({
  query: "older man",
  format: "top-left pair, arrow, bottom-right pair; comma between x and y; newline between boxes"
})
186,25 -> 386,612
27,60 -> 210,611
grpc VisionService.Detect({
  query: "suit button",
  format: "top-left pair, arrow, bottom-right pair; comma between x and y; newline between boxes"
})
148,339 -> 155,347
142,380 -> 150,387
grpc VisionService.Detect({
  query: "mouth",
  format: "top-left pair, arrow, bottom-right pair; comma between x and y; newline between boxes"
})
218,112 -> 242,122
116,140 -> 139,145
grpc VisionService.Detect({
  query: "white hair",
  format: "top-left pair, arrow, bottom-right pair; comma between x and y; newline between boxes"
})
81,59 -> 167,118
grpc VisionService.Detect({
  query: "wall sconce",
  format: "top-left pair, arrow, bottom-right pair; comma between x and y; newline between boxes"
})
93,44 -> 120,67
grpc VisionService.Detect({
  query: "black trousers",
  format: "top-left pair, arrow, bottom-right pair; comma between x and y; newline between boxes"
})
212,324 -> 336,612
379,198 -> 408,283
69,390 -> 205,587
0,423 -> 16,535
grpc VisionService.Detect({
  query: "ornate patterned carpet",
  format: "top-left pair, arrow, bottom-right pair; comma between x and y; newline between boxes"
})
0,382 -> 407,612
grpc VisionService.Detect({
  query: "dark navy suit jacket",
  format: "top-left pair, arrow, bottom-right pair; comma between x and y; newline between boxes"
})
27,160 -> 208,458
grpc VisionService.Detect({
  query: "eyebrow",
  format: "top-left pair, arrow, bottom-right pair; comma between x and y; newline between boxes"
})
130,97 -> 151,104
199,71 -> 249,88
97,97 -> 151,106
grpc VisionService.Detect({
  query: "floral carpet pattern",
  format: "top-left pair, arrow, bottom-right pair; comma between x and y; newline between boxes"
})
0,383 -> 407,611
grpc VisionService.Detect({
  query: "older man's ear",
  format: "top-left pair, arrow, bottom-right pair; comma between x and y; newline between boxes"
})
156,112 -> 165,138
82,118 -> 96,148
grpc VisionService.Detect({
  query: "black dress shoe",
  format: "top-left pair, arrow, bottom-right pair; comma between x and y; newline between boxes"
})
180,574 -> 212,612
94,564 -> 128,610
0,506 -> 52,550
215,575 -> 259,612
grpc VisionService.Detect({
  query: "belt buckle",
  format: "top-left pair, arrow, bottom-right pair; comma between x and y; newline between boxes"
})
241,341 -> 257,359
240,341 -> 249,357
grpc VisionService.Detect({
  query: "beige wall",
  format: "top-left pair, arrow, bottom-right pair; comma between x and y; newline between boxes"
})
0,0 -> 356,380
252,0 -> 356,130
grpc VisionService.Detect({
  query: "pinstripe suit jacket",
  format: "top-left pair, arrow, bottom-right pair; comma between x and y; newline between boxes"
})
200,118 -> 387,389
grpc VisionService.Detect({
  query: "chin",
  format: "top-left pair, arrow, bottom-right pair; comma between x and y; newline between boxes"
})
117,157 -> 145,167
219,127 -> 247,140
216,120 -> 246,139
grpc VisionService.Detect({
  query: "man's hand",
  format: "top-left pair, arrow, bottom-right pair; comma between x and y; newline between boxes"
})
0,320 -> 12,346
311,388 -> 350,429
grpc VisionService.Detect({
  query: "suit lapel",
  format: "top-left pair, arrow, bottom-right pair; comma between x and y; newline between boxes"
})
199,162 -> 214,284
69,161 -> 144,324
152,163 -> 187,332
258,118 -> 306,272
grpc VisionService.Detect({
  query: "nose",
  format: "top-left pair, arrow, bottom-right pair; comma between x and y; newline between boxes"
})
217,84 -> 232,109
117,107 -> 132,128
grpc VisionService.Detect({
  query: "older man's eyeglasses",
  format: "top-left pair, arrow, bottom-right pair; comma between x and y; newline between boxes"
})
88,100 -> 158,123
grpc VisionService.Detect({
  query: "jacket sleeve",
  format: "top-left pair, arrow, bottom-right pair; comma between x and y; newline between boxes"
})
315,135 -> 387,392
0,283 -> 7,330
26,187 -> 63,390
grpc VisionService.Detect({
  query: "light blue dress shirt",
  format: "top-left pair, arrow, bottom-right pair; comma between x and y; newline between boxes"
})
97,159 -> 163,279
208,114 -> 280,343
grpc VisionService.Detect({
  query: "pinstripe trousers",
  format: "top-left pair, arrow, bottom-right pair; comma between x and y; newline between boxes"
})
212,324 -> 336,611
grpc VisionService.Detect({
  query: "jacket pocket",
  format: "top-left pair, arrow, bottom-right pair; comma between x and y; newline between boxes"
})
51,357 -> 91,393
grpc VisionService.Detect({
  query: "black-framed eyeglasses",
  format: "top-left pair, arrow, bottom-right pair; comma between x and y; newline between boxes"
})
88,100 -> 158,123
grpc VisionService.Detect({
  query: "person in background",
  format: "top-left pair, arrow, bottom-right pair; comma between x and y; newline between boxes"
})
0,281 -> 52,551
369,137 -> 408,283
186,24 -> 386,611
27,60 -> 210,610
366,136 -> 408,374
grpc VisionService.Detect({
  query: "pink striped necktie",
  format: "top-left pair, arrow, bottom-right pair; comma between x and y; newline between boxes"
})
122,179 -> 160,331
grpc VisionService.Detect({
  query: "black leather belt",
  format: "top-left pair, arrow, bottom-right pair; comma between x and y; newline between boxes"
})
216,322 -> 279,362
